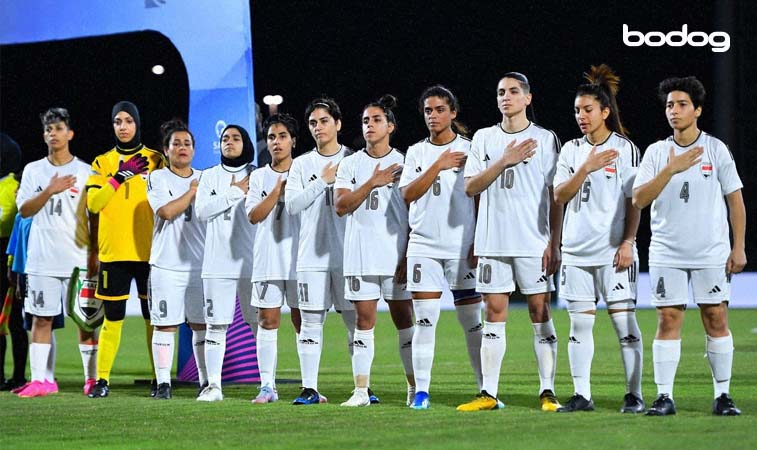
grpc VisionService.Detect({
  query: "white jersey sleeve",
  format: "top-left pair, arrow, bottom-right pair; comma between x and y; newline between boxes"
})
285,155 -> 328,216
463,130 -> 486,178
541,128 -> 561,186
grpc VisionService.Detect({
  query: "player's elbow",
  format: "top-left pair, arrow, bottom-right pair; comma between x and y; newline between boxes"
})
631,191 -> 647,210
18,205 -> 33,218
464,180 -> 477,198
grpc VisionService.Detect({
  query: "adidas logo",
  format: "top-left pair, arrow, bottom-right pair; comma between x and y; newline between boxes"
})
536,275 -> 549,283
261,190 -> 267,197
612,283 -> 625,291
539,335 -> 557,344
619,334 -> 640,343
709,285 -> 722,294
401,340 -> 412,349
210,189 -> 217,196
309,174 -> 318,182
468,323 -> 483,333
568,336 -> 580,344
484,154 -> 491,161
351,177 -> 356,184
298,338 -> 319,345
483,332 -> 500,340
35,186 -> 43,193
353,340 -> 367,348
569,166 -> 575,174
464,272 -> 476,280
415,166 -> 422,173
416,318 -> 433,327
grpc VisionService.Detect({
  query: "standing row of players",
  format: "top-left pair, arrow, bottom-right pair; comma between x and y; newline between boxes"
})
13,65 -> 746,416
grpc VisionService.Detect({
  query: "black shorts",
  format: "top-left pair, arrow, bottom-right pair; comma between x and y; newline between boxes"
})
96,261 -> 149,301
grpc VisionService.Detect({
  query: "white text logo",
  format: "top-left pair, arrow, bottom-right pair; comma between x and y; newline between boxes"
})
623,24 -> 730,53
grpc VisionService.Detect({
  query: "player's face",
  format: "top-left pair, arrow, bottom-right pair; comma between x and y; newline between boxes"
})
574,95 -> 610,136
113,111 -> 137,144
167,131 -> 194,168
497,77 -> 531,118
423,96 -> 456,134
43,121 -> 73,151
362,106 -> 394,146
221,128 -> 244,159
665,90 -> 701,131
266,123 -> 295,162
308,108 -> 341,148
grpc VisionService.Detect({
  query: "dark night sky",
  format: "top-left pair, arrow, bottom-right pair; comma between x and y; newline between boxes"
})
1,0 -> 755,269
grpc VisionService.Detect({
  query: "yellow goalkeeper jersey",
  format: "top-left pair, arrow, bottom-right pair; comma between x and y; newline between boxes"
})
86,145 -> 165,262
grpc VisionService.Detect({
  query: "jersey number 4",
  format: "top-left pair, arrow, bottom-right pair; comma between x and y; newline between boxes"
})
679,181 -> 690,203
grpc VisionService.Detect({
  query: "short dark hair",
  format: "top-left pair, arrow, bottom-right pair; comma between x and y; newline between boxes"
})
160,118 -> 195,150
363,94 -> 399,134
502,72 -> 531,94
40,107 -> 71,128
658,76 -> 706,109
305,96 -> 342,123
263,113 -> 299,140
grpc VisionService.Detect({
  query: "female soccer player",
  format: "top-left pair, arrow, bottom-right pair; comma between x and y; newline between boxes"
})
284,97 -> 356,405
633,76 -> 746,416
195,124 -> 257,402
15,107 -> 98,397
398,86 -> 484,410
334,95 -> 416,407
86,101 -> 165,398
146,119 -> 206,399
552,65 -> 644,413
459,73 -> 562,412
246,114 -> 301,404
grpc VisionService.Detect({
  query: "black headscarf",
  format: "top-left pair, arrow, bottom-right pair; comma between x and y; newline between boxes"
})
111,101 -> 142,150
220,124 -> 254,168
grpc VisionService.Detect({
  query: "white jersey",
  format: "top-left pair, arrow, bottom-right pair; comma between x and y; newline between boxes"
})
398,135 -> 475,259
285,146 -> 349,272
335,149 -> 409,276
195,163 -> 256,278
555,133 -> 640,265
245,164 -> 299,282
464,123 -> 559,257
147,168 -> 206,272
16,157 -> 90,277
633,131 -> 742,268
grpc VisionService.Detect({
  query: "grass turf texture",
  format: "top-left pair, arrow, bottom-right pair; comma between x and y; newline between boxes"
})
2,308 -> 756,450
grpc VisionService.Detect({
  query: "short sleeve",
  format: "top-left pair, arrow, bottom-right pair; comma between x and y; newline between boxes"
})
633,144 -> 658,190
620,140 -> 640,198
542,131 -> 560,186
715,142 -> 743,196
464,131 -> 486,178
552,142 -> 573,188
146,171 -> 172,212
334,154 -> 355,191
398,146 -> 419,189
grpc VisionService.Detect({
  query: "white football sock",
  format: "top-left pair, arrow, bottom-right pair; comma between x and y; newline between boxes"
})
340,309 -> 357,357
152,330 -> 175,385
412,300 -> 440,393
298,310 -> 326,391
652,339 -> 680,397
480,321 -> 506,397
455,302 -> 483,390
205,324 -> 228,387
256,327 -> 278,388
45,333 -> 57,382
352,328 -> 374,388
397,326 -> 415,385
30,342 -> 51,383
610,311 -> 643,397
532,319 -> 558,393
706,332 -> 734,398
78,343 -> 98,380
192,329 -> 208,386
567,313 -> 595,399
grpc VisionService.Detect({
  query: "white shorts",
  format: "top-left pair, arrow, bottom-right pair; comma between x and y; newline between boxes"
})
296,271 -> 352,312
149,267 -> 204,326
25,275 -> 69,317
560,262 -> 638,305
344,275 -> 412,301
476,256 -> 554,295
252,280 -> 299,309
648,266 -> 730,307
406,257 -> 477,292
202,278 -> 256,325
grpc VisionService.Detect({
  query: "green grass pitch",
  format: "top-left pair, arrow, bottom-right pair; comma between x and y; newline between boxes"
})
2,308 -> 756,449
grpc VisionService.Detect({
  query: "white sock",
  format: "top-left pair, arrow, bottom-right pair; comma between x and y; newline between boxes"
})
455,302 -> 483,390
567,313 -> 595,399
151,330 -> 175,385
256,327 -> 278,388
205,324 -> 228,387
610,311 -> 643,397
397,326 -> 415,385
45,333 -> 57,382
192,329 -> 208,386
298,310 -> 326,391
79,343 -> 98,380
352,328 -> 375,388
706,332 -> 734,398
30,342 -> 51,383
532,319 -> 558,393
652,339 -> 681,397
340,309 -> 357,357
412,300 -> 440,393
481,321 -> 506,397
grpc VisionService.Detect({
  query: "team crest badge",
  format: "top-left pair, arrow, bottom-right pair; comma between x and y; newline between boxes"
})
67,267 -> 104,332
69,186 -> 80,198
604,164 -> 617,179
701,161 -> 712,178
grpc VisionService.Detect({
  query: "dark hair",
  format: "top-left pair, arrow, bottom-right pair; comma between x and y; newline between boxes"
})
418,85 -> 469,136
40,107 -> 71,129
160,118 -> 195,150
304,95 -> 342,124
363,94 -> 398,135
501,72 -> 537,122
576,64 -> 628,136
657,76 -> 706,109
263,113 -> 299,141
